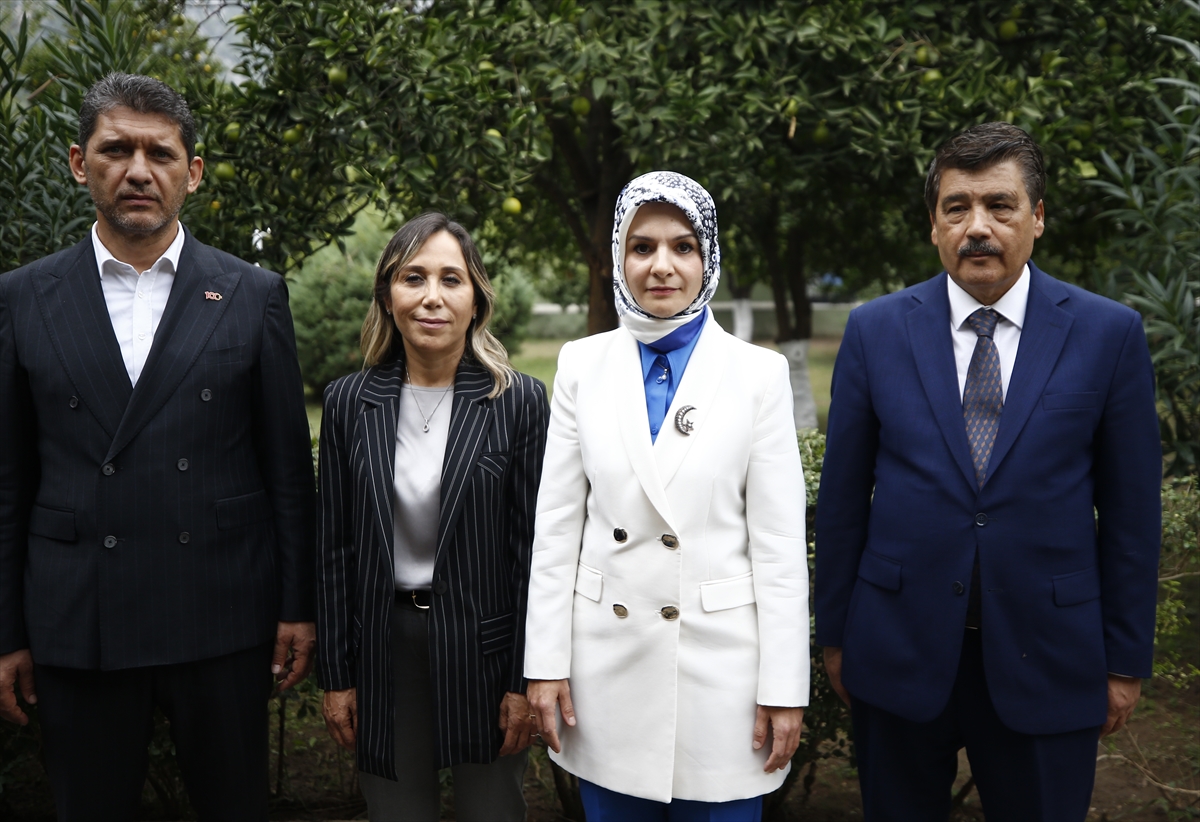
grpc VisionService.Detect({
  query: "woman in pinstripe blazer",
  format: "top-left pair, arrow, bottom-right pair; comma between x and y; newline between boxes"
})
316,212 -> 549,820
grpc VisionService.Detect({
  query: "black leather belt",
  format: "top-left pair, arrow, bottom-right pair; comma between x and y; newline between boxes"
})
397,589 -> 432,610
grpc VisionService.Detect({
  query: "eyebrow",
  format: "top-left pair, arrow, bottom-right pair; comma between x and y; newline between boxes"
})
400,263 -> 466,274
628,232 -> 698,242
940,190 -> 1020,207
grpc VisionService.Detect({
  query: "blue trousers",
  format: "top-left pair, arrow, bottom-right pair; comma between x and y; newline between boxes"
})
579,779 -> 763,822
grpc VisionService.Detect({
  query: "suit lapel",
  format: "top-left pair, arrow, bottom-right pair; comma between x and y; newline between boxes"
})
106,232 -> 241,462
905,275 -> 978,493
30,238 -> 131,439
612,328 -> 678,530
435,360 -> 495,563
359,361 -> 404,575
655,317 -> 728,489
986,264 -> 1072,481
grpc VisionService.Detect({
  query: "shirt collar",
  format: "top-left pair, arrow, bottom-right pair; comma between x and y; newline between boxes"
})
639,310 -> 708,380
91,221 -> 186,278
947,262 -> 1029,331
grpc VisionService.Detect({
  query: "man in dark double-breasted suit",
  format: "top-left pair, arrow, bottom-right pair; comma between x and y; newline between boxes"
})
815,123 -> 1162,821
0,73 -> 315,820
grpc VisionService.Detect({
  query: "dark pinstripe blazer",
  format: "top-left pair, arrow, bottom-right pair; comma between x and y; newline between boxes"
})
316,356 -> 548,775
0,230 -> 315,669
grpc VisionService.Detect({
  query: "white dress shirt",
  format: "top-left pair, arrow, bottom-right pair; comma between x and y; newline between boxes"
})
947,264 -> 1029,401
91,222 -> 185,386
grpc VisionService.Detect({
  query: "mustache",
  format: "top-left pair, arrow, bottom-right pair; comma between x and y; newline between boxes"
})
116,185 -> 161,202
958,239 -> 1001,257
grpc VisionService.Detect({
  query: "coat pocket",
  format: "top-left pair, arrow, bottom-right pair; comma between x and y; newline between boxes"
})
479,611 -> 515,655
216,489 -> 272,530
574,563 -> 603,602
476,452 -> 509,479
857,549 -> 902,592
28,505 -> 77,542
699,571 -> 756,612
1053,566 -> 1101,607
1042,391 -> 1099,411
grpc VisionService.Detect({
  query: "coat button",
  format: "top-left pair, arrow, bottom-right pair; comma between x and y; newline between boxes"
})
434,579 -> 448,595
177,458 -> 189,471
103,535 -> 117,549
69,396 -> 79,408
661,534 -> 679,549
178,532 -> 190,544
102,463 -> 115,476
974,513 -> 988,526
953,581 -> 965,595
200,389 -> 213,401
660,606 -> 680,621
613,604 -> 629,618
613,528 -> 627,543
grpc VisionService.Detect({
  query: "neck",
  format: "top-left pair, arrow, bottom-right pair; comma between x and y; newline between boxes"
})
96,217 -> 179,273
403,342 -> 463,387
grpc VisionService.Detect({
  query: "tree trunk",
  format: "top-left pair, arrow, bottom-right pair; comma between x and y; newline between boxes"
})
732,297 -> 754,341
586,251 -> 618,336
779,338 -> 818,430
771,223 -> 816,429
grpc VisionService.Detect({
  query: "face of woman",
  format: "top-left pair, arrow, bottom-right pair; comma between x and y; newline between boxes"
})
385,230 -> 476,360
624,202 -> 704,319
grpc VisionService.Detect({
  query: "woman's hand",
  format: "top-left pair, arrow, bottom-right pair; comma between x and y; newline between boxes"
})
498,691 -> 538,756
323,688 -> 358,751
754,705 -> 803,773
527,679 -> 575,753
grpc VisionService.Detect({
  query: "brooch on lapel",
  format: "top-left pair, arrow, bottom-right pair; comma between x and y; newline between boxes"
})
674,405 -> 696,436
204,291 -> 223,301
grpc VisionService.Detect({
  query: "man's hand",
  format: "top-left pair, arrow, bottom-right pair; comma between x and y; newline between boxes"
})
497,691 -> 537,756
823,646 -> 851,707
754,705 -> 804,773
322,688 -> 357,751
1101,675 -> 1142,737
527,679 -> 576,754
272,621 -> 316,691
0,650 -> 36,726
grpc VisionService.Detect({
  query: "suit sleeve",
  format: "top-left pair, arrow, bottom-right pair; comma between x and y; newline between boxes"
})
1093,311 -> 1162,678
504,376 -> 550,693
315,378 -> 357,691
524,342 -> 589,680
746,355 -> 810,707
251,274 -> 316,623
814,310 -> 880,648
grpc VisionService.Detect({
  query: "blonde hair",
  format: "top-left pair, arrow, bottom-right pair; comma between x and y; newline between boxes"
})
360,212 -> 513,398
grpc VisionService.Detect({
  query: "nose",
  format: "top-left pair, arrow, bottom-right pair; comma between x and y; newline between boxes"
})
649,245 -> 674,277
965,204 -> 993,237
126,149 -> 153,184
422,278 -> 444,306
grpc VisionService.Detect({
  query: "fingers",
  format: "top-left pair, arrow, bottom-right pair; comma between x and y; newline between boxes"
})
271,629 -> 291,678
528,680 -> 572,754
765,712 -> 803,773
273,622 -> 316,691
752,705 -> 769,751
322,691 -> 357,751
0,651 -> 34,726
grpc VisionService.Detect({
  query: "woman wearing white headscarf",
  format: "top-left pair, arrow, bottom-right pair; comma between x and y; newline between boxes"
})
525,172 -> 809,821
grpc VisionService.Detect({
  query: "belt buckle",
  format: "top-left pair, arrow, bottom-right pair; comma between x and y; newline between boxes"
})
411,590 -> 430,611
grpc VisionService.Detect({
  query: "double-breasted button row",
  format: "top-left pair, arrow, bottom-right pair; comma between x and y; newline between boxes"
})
103,535 -> 117,549
102,463 -> 116,476
200,389 -> 213,402
69,396 -> 79,409
952,581 -> 965,595
177,458 -> 189,471
611,528 -> 680,550
611,604 -> 681,620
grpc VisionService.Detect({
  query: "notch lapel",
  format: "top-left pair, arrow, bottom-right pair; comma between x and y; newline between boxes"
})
655,318 -> 728,489
105,233 -> 241,462
359,361 -> 404,575
905,276 -> 978,493
30,238 -> 131,439
435,360 -> 495,563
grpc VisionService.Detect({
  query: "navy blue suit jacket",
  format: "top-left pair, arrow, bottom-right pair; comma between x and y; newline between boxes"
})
814,263 -> 1161,735
0,230 -> 315,670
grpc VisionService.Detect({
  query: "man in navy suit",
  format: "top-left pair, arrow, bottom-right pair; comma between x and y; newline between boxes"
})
0,74 -> 315,820
815,122 -> 1161,821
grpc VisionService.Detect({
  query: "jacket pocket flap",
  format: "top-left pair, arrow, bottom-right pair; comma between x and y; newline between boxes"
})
700,572 -> 756,612
1053,566 -> 1101,606
28,505 -> 77,542
1043,391 -> 1099,411
574,563 -> 603,602
857,550 -> 902,591
480,611 -> 514,655
216,490 -> 272,530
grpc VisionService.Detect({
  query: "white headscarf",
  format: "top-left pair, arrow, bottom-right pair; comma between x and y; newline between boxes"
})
611,171 -> 721,345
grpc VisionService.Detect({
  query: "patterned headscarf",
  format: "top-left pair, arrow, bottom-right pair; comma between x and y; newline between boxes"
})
611,171 -> 721,344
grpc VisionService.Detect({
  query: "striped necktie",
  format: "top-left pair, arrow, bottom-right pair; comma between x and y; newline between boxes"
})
963,308 -> 1003,488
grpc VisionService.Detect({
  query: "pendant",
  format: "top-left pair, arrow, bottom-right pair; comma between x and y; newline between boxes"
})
422,423 -> 430,433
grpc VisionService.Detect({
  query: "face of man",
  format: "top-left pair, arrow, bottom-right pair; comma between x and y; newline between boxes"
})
929,159 -> 1044,305
69,106 -> 203,245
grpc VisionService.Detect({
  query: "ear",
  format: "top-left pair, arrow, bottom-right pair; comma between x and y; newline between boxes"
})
1032,199 -> 1045,239
186,155 -> 204,194
929,210 -> 938,246
69,145 -> 88,185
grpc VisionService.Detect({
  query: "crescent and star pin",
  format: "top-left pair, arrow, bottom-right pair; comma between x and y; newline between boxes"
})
674,405 -> 696,436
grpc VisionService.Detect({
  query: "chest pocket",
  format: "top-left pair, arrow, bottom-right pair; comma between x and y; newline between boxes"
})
476,452 -> 509,479
1042,391 -> 1099,411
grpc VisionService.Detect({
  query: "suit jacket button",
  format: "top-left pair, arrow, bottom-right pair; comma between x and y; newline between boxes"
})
660,606 -> 679,621
178,532 -> 190,544
102,463 -> 115,476
177,458 -> 189,471
613,604 -> 629,618
200,389 -> 213,402
434,579 -> 448,595
953,581 -> 965,595
661,534 -> 678,549
69,396 -> 79,408
103,535 -> 117,549
613,528 -> 627,542
974,513 -> 988,526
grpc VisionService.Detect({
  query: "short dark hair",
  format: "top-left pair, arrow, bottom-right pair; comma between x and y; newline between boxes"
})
78,73 -> 197,159
924,122 -> 1045,214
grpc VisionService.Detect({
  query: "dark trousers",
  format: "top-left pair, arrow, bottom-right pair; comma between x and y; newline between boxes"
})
850,630 -> 1100,822
35,641 -> 274,822
579,779 -> 763,822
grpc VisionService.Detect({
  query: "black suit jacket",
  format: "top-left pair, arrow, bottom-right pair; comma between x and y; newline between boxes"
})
0,229 -> 315,670
316,358 -> 548,775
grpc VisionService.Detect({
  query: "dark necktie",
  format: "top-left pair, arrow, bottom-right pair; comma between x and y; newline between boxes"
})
963,308 -> 1003,488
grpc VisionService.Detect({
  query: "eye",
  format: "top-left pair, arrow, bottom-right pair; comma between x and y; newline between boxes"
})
676,242 -> 694,254
632,242 -> 651,254
402,272 -> 424,285
442,274 -> 462,286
